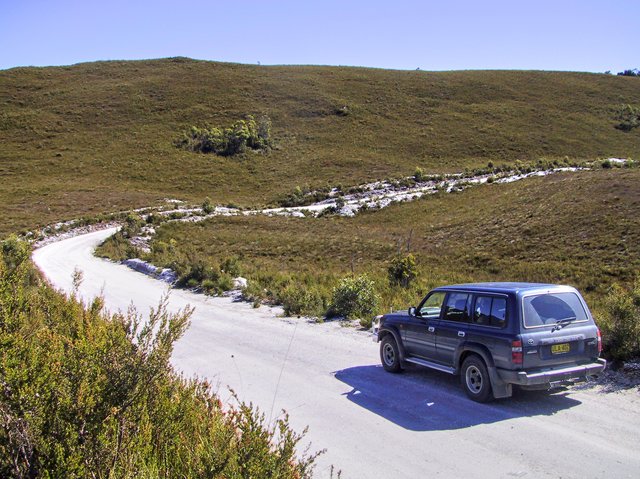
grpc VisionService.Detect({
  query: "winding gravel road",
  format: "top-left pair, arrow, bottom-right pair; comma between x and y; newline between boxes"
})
33,229 -> 640,478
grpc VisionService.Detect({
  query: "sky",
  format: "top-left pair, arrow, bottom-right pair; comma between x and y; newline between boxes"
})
0,0 -> 637,72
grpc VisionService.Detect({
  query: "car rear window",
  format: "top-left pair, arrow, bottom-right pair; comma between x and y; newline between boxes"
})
522,292 -> 588,328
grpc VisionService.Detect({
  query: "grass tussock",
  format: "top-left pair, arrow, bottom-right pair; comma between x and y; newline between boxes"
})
0,237 -> 318,478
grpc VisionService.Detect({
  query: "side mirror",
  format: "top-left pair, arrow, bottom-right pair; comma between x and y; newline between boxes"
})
408,306 -> 417,317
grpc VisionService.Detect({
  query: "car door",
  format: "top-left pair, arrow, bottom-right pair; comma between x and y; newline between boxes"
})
434,292 -> 471,365
402,291 -> 444,359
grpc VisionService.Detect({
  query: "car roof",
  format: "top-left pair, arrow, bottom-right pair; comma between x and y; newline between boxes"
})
433,282 -> 576,295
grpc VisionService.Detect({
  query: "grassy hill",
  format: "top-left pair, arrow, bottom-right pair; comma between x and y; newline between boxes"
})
1,58 -> 639,235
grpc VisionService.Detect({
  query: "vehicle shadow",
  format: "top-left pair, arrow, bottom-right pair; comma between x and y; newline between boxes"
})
334,364 -> 582,432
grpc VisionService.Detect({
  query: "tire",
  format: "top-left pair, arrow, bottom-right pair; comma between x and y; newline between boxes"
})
461,355 -> 493,402
380,335 -> 402,373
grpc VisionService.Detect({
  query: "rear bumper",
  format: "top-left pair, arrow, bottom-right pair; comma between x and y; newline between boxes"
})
497,358 -> 607,386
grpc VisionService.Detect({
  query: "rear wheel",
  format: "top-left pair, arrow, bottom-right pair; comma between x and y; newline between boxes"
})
461,355 -> 493,402
380,335 -> 402,373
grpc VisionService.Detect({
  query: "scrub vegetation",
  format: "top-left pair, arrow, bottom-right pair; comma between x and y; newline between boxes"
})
175,115 -> 272,156
110,168 -> 640,357
2,58 -> 640,236
0,237 -> 318,478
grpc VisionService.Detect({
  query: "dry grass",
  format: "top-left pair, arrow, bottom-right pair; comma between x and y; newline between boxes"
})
1,58 -> 639,236
146,168 -> 640,312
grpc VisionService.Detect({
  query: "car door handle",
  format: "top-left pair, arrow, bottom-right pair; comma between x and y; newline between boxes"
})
428,326 -> 435,333
458,331 -> 466,337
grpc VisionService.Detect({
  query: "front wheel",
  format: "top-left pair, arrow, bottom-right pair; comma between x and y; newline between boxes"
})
461,356 -> 493,402
380,336 -> 402,373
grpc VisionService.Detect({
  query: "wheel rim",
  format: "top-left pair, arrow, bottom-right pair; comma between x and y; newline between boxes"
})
465,365 -> 483,394
383,343 -> 395,366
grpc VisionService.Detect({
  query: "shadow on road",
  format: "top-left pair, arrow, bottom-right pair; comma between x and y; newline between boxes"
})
334,364 -> 582,431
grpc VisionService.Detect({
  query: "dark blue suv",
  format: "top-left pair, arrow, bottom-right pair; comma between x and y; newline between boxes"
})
373,283 -> 606,402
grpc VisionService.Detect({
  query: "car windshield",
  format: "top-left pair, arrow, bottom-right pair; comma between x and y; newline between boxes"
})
522,292 -> 588,328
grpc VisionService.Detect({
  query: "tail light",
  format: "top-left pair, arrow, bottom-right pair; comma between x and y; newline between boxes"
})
597,328 -> 602,355
511,340 -> 523,365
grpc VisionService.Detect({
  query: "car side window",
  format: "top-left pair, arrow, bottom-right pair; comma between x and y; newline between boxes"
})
490,298 -> 507,327
474,296 -> 492,325
419,292 -> 445,320
473,295 -> 507,328
443,293 -> 470,322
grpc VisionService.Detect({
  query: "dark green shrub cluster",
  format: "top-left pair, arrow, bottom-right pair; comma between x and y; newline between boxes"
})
388,253 -> 418,288
600,280 -> 640,366
202,196 -> 215,214
278,184 -> 333,208
617,69 -> 639,77
95,231 -> 140,261
0,240 -> 318,478
614,104 -> 640,132
173,258 -> 234,294
176,115 -> 272,156
328,274 -> 380,327
94,214 -> 146,261
280,284 -> 327,317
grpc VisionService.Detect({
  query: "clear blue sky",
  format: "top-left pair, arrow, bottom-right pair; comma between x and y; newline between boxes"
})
0,0 -> 637,72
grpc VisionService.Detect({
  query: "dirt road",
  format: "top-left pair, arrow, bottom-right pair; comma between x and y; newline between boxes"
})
33,229 -> 640,478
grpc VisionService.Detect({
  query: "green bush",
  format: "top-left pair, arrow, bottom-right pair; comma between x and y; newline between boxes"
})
173,258 -> 234,294
0,242 -> 318,478
600,280 -> 640,366
388,253 -> 418,288
614,104 -> 640,132
202,196 -> 214,214
95,231 -> 141,261
328,274 -> 380,326
221,256 -> 242,277
176,115 -> 272,156
280,284 -> 326,317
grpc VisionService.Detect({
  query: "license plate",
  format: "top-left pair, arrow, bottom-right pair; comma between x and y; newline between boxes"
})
551,343 -> 570,354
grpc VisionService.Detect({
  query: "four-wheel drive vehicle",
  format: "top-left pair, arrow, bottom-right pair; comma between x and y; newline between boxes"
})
373,283 -> 606,402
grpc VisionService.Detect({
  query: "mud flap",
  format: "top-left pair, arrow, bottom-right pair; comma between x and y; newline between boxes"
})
488,366 -> 513,399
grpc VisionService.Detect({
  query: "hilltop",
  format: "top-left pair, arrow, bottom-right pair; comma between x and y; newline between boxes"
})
1,57 -> 639,235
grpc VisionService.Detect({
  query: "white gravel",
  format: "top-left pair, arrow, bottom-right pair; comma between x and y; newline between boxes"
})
33,229 -> 640,479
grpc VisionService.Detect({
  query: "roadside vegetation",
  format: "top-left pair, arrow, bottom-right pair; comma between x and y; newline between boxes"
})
2,58 -> 640,236
0,237 -> 318,478
95,167 -> 640,361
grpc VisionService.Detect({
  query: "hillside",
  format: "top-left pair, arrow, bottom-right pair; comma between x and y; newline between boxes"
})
1,58 -> 639,235
128,167 -> 639,314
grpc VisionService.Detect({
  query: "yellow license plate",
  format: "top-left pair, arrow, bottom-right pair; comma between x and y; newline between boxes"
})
551,343 -> 571,354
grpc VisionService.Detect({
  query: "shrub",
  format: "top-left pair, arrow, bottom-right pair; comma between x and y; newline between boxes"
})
388,253 -> 418,288
328,274 -> 380,326
242,280 -> 268,307
614,104 -> 640,131
123,212 -> 144,237
600,280 -> 640,366
221,256 -> 242,277
0,248 -> 318,478
202,196 -> 214,214
280,284 -> 326,317
176,115 -> 272,156
95,231 -> 140,261
414,166 -> 425,182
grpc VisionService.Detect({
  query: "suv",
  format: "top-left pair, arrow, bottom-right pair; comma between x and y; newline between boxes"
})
373,283 -> 606,402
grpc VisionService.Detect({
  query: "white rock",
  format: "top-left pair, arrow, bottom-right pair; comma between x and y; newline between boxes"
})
233,277 -> 248,289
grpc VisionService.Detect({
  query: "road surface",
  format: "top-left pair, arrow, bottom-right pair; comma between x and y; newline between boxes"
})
33,229 -> 640,478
